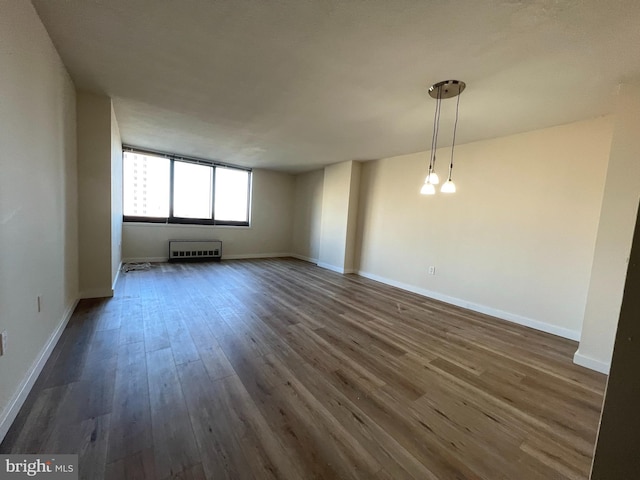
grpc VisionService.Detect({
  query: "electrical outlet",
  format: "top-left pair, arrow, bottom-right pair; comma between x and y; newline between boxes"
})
428,266 -> 436,275
0,331 -> 7,356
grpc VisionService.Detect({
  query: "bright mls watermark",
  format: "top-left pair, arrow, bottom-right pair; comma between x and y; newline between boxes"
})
0,455 -> 77,479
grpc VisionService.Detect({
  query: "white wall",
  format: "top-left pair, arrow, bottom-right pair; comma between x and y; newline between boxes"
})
111,105 -> 123,287
0,1 -> 78,439
292,169 -> 324,262
576,84 -> 640,373
122,169 -> 294,260
356,117 -> 612,339
77,91 -> 113,298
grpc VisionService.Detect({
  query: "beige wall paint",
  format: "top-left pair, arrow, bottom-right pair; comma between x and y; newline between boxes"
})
357,117 -> 612,339
0,1 -> 78,437
318,161 -> 361,273
77,92 -> 113,298
292,169 -> 324,262
344,161 -> 361,272
576,84 -> 640,373
122,169 -> 294,260
111,105 -> 123,287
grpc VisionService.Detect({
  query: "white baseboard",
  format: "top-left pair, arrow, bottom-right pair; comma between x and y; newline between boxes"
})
122,257 -> 168,263
222,252 -> 291,260
0,298 -> 79,443
317,262 -> 346,274
573,349 -> 610,374
289,253 -> 319,264
122,253 -> 293,263
357,270 -> 581,342
316,262 -> 358,275
112,261 -> 122,290
80,288 -> 114,299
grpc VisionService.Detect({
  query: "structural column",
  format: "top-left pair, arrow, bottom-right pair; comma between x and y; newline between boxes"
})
576,82 -> 640,373
317,160 -> 361,274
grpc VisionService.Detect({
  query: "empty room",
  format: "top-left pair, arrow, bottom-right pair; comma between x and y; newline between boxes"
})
1,0 -> 640,479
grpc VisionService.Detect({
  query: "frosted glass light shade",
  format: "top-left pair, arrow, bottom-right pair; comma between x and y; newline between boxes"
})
426,171 -> 440,185
420,182 -> 436,195
441,180 -> 456,193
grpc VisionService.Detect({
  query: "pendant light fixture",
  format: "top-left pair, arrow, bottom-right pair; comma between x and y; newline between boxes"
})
420,79 -> 465,195
420,182 -> 436,195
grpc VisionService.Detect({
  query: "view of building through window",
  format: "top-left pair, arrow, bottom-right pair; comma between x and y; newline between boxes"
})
123,153 -> 170,217
123,151 -> 251,225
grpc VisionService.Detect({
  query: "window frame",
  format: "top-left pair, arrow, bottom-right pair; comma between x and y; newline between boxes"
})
122,146 -> 252,227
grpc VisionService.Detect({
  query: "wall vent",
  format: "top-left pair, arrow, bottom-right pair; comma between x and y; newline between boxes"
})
169,240 -> 222,262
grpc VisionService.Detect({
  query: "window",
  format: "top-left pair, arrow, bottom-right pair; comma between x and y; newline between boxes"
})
123,149 -> 251,226
173,162 -> 213,219
123,153 -> 170,218
215,167 -> 250,223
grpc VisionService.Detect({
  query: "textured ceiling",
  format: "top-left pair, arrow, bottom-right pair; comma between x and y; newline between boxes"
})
32,0 -> 640,172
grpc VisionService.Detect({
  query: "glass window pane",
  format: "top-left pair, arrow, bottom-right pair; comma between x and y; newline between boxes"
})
173,161 -> 213,219
123,152 -> 170,217
215,167 -> 250,222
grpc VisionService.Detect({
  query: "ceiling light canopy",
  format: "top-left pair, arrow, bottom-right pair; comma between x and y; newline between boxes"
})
421,79 -> 465,196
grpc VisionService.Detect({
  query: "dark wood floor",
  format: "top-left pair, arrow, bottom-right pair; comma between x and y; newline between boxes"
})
1,258 -> 606,480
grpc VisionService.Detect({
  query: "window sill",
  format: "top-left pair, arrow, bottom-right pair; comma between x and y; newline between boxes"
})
122,221 -> 252,230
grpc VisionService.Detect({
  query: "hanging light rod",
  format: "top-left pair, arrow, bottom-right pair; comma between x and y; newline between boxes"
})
421,79 -> 465,196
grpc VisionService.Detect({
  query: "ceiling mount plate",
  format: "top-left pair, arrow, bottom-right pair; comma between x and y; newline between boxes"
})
428,80 -> 466,99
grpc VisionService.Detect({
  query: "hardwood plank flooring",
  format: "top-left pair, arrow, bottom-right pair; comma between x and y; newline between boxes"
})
0,258 -> 607,479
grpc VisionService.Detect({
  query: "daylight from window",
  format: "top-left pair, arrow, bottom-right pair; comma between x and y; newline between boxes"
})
215,167 -> 250,222
173,162 -> 213,219
123,150 -> 251,225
